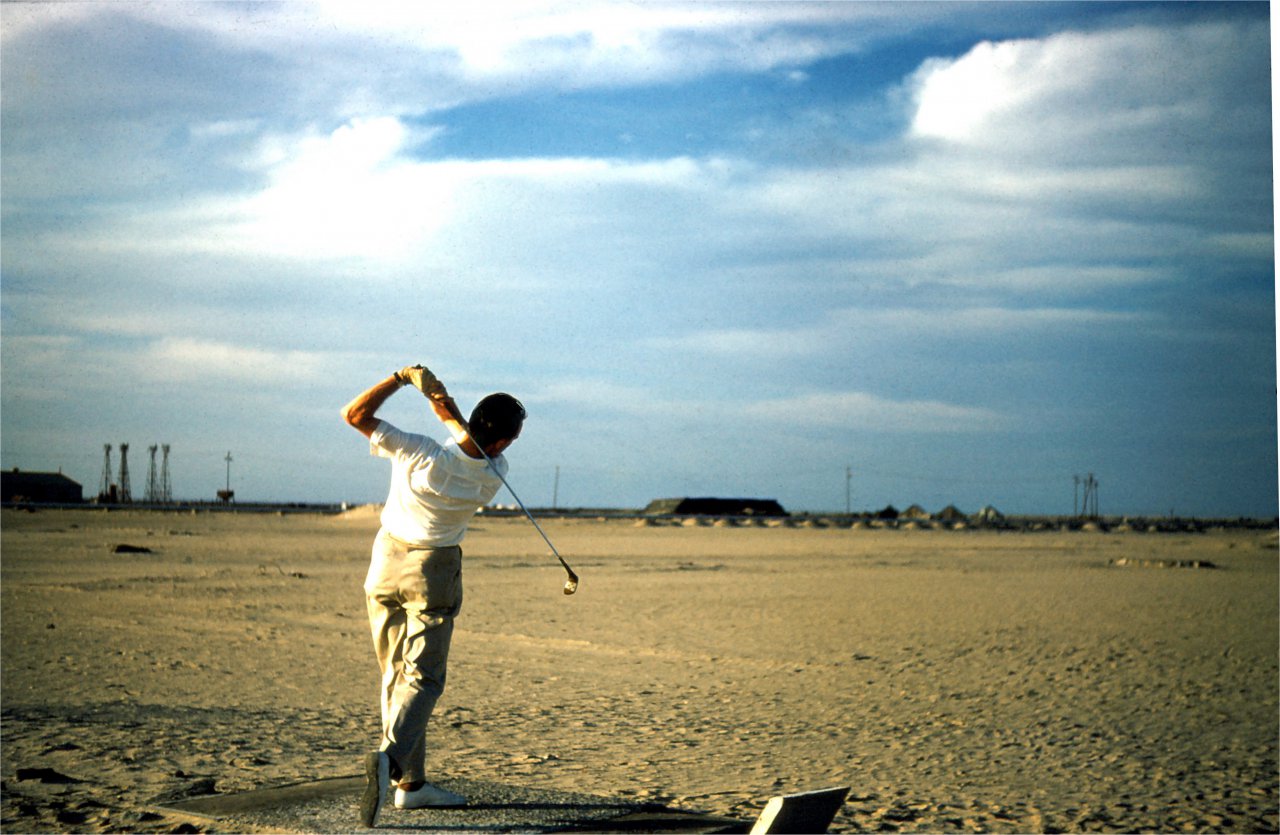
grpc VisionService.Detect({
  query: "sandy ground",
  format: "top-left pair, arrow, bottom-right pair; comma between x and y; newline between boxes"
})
1,507 -> 1276,834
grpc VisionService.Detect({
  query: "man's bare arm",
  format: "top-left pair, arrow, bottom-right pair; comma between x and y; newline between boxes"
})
342,364 -> 485,453
341,375 -> 403,438
428,394 -> 489,457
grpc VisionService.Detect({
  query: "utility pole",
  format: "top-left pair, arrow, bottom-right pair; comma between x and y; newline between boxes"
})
553,466 -> 560,510
845,466 -> 852,515
1073,474 -> 1080,517
218,451 -> 236,503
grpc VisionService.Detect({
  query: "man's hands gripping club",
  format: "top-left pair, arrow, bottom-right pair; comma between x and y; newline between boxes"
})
395,364 -> 448,399
393,365 -> 475,452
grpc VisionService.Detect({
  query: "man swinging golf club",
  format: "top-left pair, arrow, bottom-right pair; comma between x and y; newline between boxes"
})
342,364 -> 525,827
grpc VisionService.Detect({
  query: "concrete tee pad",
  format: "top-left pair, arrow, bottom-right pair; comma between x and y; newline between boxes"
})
156,775 -> 748,833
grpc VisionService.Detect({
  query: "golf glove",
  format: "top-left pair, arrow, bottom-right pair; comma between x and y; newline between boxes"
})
395,365 -> 447,398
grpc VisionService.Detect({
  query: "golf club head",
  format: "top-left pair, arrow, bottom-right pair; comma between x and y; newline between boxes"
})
563,574 -> 579,595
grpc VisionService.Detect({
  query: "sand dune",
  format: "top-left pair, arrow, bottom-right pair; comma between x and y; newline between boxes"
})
2,508 -> 1276,833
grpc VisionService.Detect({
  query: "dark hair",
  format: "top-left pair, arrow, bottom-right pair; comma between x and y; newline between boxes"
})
469,393 -> 525,449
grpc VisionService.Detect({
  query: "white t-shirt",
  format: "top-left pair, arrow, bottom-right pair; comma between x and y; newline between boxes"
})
370,419 -> 507,547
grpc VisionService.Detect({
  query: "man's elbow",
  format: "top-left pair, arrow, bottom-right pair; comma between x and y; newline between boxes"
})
342,405 -> 370,433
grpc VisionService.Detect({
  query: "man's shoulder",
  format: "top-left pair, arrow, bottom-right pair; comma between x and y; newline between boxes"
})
434,440 -> 504,479
372,420 -> 440,456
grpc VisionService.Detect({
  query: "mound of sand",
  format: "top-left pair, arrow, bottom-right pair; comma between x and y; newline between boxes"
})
332,504 -> 383,522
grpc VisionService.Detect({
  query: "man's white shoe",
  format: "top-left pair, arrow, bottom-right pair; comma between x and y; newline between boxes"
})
394,781 -> 467,809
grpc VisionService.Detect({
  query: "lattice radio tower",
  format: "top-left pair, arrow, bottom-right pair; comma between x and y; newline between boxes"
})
161,444 -> 172,503
99,444 -> 113,501
1080,472 -> 1099,519
118,443 -> 132,503
145,445 -> 160,503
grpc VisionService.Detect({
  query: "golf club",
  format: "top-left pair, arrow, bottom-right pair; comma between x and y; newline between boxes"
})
440,397 -> 579,595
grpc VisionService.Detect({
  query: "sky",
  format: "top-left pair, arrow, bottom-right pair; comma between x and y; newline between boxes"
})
1,1 -> 1275,518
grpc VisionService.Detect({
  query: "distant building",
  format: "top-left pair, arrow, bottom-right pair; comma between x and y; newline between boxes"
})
2,469 -> 84,504
643,497 -> 789,517
901,504 -> 931,520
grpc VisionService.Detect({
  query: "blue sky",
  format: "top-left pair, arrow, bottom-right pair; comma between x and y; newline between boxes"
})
1,2 -> 1274,517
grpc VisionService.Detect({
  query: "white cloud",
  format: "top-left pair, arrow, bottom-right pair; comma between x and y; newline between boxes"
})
230,117 -> 443,259
830,305 -> 1147,336
706,19 -> 1269,298
0,2 -> 98,41
270,1 -> 905,82
188,119 -> 263,141
1,331 -> 342,390
911,39 -> 1042,142
646,327 -> 821,360
40,0 -> 894,99
907,21 -> 1267,158
742,159 -> 1202,257
139,339 -> 334,384
1205,232 -> 1274,260
533,375 -> 1003,435
650,305 -> 1148,363
51,116 -> 729,264
745,391 -> 1006,433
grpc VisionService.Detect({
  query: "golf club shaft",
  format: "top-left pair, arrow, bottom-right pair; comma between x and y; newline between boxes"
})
440,398 -> 577,579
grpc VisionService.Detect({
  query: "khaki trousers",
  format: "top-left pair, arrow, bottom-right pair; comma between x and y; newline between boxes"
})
364,528 -> 463,783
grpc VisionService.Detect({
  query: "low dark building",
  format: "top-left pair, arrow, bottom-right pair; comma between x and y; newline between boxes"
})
2,469 -> 84,504
643,497 -> 788,517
